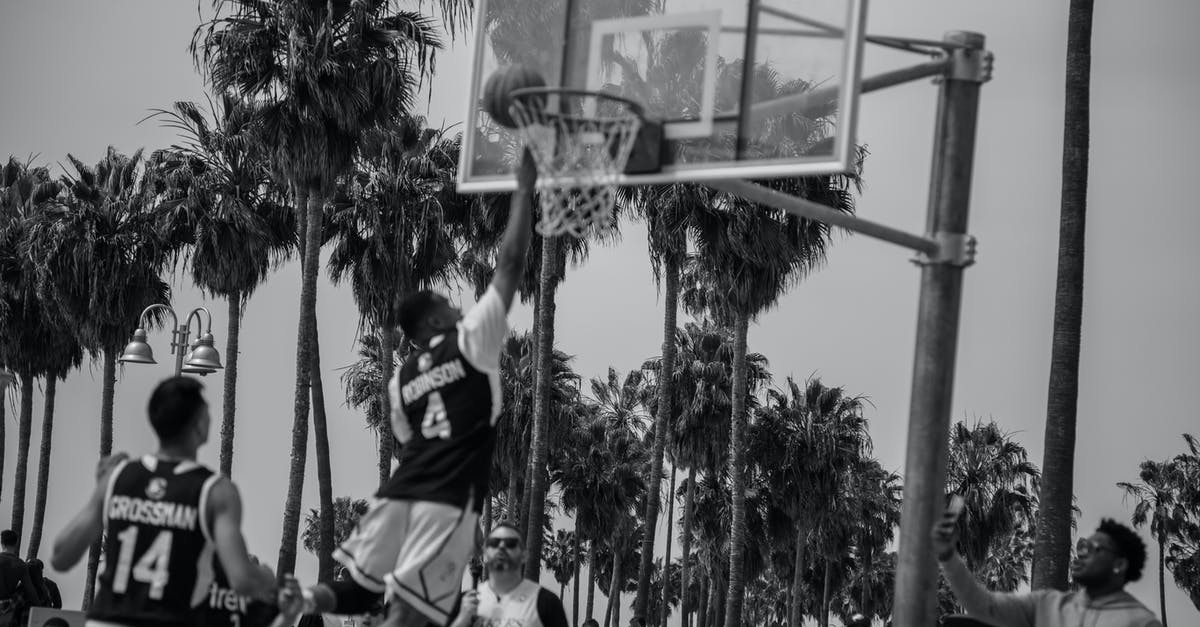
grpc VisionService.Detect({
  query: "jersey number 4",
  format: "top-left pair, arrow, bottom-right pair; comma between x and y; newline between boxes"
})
113,526 -> 174,599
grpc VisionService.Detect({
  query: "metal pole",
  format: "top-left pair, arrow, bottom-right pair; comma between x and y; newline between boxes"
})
707,179 -> 940,256
892,31 -> 987,627
173,324 -> 187,377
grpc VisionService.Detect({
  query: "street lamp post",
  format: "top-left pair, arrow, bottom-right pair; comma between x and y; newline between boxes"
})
118,304 -> 225,376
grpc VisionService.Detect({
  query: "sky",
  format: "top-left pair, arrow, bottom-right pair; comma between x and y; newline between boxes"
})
2,1 -> 1199,625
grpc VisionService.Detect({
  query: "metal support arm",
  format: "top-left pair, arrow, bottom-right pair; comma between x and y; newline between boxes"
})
708,179 -> 941,256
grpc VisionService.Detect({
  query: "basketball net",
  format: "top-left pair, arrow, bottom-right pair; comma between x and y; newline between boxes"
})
509,89 -> 643,237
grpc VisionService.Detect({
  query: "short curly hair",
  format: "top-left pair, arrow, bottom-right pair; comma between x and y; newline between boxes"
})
1098,518 -> 1147,582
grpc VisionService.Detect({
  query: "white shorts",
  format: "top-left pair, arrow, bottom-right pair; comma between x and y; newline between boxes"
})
333,498 -> 479,624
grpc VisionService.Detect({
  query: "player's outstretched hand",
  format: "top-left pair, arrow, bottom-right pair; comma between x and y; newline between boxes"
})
450,590 -> 479,627
277,575 -> 304,620
931,508 -> 961,562
96,452 -> 129,482
516,148 -> 536,192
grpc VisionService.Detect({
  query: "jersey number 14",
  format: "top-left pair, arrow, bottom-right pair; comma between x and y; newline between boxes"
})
113,526 -> 174,599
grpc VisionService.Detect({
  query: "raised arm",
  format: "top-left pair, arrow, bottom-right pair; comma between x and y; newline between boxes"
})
208,477 -> 276,601
490,149 -> 536,311
51,452 -> 129,572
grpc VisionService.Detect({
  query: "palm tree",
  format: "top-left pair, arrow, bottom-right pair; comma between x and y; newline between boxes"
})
25,147 -> 176,606
677,54 -> 861,626
147,95 -> 296,477
302,496 -> 370,557
0,365 -> 13,507
945,419 -> 1040,576
26,347 -> 82,561
554,405 -> 648,627
1119,456 -> 1189,625
543,529 -> 578,601
642,320 -> 767,627
497,332 -> 581,525
328,118 -> 470,486
754,376 -> 872,627
1158,434 -> 1200,612
0,157 -> 69,543
1032,0 -> 1095,591
194,0 -> 455,579
619,29 -> 719,614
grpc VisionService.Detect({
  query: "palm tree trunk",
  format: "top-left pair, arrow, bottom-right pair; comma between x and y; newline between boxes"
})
10,372 -> 34,538
378,326 -> 397,488
27,376 -> 57,559
1158,537 -> 1167,626
661,465 -> 677,627
606,548 -> 622,627
0,372 -> 7,508
84,349 -> 118,610
508,468 -> 522,521
311,323 -> 336,582
723,312 -> 750,627
1032,0 -> 1093,592
820,558 -> 832,627
524,235 -> 559,580
680,468 -> 696,627
278,185 -> 317,577
220,291 -> 242,476
790,525 -> 808,627
636,257 -> 680,617
697,576 -> 708,627
573,522 -> 583,627
587,541 -> 597,622
861,544 -> 872,617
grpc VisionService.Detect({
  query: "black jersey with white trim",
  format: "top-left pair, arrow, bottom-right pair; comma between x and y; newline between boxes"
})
383,286 -> 507,511
89,455 -> 219,627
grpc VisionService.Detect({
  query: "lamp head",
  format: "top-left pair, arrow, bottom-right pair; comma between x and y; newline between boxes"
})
183,332 -> 223,371
118,329 -> 157,365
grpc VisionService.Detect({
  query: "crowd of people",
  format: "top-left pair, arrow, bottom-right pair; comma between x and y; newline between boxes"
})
0,529 -> 63,626
0,151 -> 1164,627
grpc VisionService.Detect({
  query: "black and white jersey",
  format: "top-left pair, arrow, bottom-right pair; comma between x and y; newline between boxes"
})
89,455 -> 220,627
199,556 -> 279,627
383,286 -> 507,511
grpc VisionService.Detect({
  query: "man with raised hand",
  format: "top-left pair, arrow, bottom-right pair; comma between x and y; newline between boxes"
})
296,153 -> 535,627
933,511 -> 1163,627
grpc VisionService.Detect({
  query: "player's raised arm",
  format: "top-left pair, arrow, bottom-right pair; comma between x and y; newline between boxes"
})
208,477 -> 276,601
491,149 -> 536,311
50,452 -> 129,572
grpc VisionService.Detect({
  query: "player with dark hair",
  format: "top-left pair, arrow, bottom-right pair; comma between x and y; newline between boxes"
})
448,522 -> 568,627
933,511 -> 1162,627
295,153 -> 536,627
51,376 -> 285,627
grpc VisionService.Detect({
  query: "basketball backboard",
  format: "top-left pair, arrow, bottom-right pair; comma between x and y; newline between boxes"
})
458,0 -> 869,192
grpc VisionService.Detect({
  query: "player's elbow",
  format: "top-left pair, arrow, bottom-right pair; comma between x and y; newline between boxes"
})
228,568 -> 270,599
49,541 -> 76,572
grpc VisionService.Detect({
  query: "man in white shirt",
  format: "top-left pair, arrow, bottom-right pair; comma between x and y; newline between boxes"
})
449,523 -> 568,627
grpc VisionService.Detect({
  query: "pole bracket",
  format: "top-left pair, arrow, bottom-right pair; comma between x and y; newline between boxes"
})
939,46 -> 994,84
912,232 -> 977,267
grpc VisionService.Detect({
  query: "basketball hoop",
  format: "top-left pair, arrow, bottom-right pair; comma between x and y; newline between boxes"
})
508,87 -> 645,237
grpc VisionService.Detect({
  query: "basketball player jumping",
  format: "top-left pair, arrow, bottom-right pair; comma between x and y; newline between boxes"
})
51,376 -> 282,627
294,152 -> 535,627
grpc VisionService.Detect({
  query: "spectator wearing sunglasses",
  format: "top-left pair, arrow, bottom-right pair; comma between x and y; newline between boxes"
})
932,513 -> 1162,627
449,522 -> 568,627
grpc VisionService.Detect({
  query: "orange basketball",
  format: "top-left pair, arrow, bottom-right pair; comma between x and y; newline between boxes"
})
482,64 -> 546,129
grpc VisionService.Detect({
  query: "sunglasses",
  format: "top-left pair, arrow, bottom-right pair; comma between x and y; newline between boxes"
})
486,537 -> 520,549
